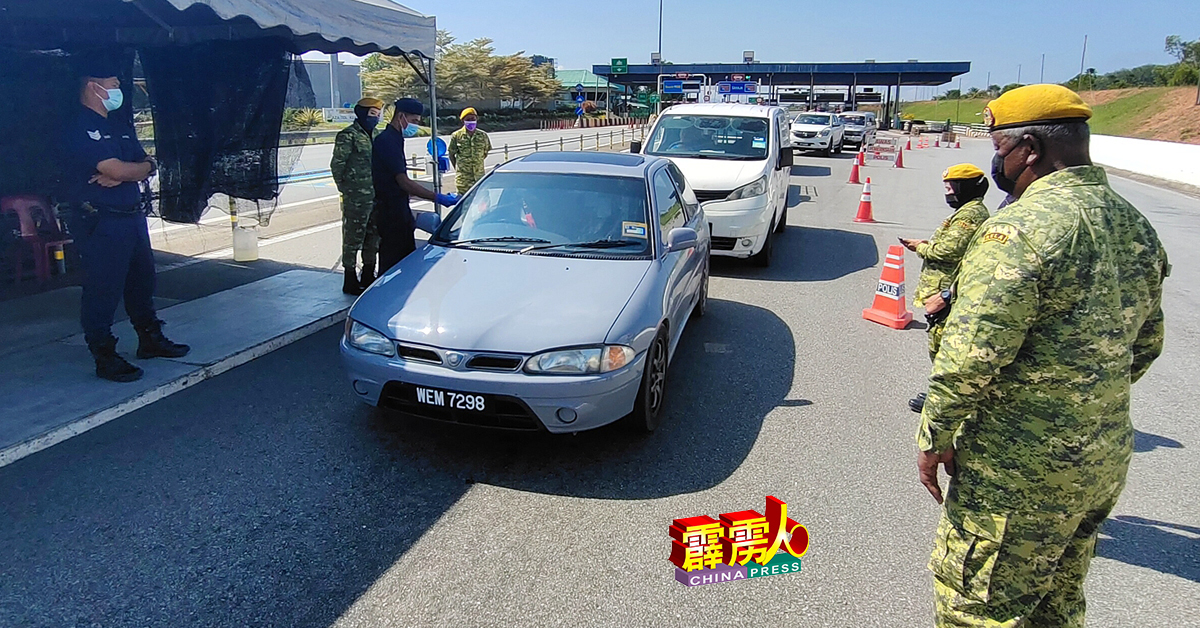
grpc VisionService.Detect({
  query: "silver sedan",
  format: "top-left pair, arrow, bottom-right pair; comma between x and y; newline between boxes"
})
340,151 -> 710,433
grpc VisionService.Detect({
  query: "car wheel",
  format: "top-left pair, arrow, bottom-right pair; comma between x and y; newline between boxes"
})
629,328 -> 670,433
834,138 -> 843,154
775,203 -> 788,233
751,227 -> 773,267
691,264 -> 709,319
822,142 -> 832,157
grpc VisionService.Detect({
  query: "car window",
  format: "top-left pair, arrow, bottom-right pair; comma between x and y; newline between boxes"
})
652,169 -> 686,238
644,114 -> 771,160
433,172 -> 652,257
665,163 -> 699,221
794,114 -> 830,125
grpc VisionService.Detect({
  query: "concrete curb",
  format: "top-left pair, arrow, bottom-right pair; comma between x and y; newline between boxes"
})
0,308 -> 350,468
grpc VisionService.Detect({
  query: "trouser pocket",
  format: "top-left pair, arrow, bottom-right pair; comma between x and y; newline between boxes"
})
930,509 -> 1007,604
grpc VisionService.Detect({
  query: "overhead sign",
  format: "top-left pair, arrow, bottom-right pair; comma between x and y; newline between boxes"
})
637,91 -> 649,104
611,58 -> 628,74
675,72 -> 690,79
731,74 -> 745,81
717,81 -> 758,95
663,80 -> 684,94
743,50 -> 755,64
649,93 -> 660,104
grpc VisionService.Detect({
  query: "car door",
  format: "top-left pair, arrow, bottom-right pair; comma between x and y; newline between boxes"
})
652,167 -> 692,339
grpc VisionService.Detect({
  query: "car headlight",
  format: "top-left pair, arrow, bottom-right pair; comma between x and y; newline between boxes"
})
525,345 -> 635,375
819,129 -> 831,137
346,320 -> 395,357
726,175 -> 768,201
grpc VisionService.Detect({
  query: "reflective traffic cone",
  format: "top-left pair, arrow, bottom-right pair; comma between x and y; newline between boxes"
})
848,161 -> 861,184
955,140 -> 961,149
854,178 -> 876,223
857,149 -> 866,166
905,138 -> 912,150
862,245 -> 914,329
894,147 -> 905,169
935,137 -> 941,148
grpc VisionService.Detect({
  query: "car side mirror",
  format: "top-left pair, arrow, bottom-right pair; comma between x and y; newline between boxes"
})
414,211 -> 442,234
630,140 -> 643,154
778,148 -> 794,169
665,227 -> 699,253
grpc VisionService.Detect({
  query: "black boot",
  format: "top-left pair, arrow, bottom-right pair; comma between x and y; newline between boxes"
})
135,320 -> 191,359
343,267 -> 364,295
360,263 -> 376,288
908,392 -> 927,413
88,336 -> 143,383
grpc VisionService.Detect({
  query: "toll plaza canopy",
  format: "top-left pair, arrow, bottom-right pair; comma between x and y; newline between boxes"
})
592,61 -> 971,87
1,0 -> 436,57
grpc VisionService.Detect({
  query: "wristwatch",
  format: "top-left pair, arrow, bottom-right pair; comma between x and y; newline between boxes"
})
940,288 -> 953,302
145,157 -> 158,177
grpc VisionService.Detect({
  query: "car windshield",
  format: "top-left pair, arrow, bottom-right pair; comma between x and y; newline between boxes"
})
842,115 -> 866,125
644,114 -> 770,160
794,114 -> 830,125
431,172 -> 652,258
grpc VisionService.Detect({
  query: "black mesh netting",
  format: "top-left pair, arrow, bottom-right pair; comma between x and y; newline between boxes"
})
140,37 -> 308,225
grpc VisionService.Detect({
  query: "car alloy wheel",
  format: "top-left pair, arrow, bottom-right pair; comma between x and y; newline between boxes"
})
630,328 -> 669,433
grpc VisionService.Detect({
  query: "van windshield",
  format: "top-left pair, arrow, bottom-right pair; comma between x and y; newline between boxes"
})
842,115 -> 866,125
644,114 -> 770,160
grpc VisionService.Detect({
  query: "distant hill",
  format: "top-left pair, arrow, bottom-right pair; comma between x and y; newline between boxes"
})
900,88 -> 1200,144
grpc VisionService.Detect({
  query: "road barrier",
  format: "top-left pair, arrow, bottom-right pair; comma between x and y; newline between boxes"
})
868,137 -> 901,162
1090,135 -> 1200,188
540,116 -> 648,130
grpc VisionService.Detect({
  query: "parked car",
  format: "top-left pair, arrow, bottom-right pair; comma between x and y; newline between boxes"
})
790,112 -> 845,156
839,111 -> 877,148
635,103 -> 793,266
341,151 -> 710,434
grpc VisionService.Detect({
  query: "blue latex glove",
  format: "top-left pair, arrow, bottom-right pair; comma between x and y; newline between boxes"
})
436,193 -> 459,207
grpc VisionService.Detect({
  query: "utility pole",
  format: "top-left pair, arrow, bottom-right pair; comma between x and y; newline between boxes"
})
986,71 -> 991,96
1018,64 -> 1022,85
656,0 -> 663,115
1079,35 -> 1088,91
956,77 -> 962,123
328,53 -> 340,109
1040,54 -> 1045,83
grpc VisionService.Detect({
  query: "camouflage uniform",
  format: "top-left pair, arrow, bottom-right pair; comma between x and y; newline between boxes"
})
331,120 -> 380,270
447,127 -> 491,194
913,199 -> 990,361
918,166 -> 1169,627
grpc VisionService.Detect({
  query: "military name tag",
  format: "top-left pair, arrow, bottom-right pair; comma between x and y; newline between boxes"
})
982,232 -> 1009,245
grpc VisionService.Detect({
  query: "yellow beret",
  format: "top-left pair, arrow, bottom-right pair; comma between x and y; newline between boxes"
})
983,84 -> 1092,131
357,97 -> 384,109
942,163 -> 986,181
460,107 -> 478,119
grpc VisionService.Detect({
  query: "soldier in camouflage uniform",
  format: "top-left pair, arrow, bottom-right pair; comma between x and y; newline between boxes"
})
447,107 -> 492,194
901,164 -> 991,412
332,97 -> 383,295
917,84 -> 1169,628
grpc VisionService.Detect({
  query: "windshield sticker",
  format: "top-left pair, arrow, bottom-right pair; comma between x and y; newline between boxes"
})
752,137 -> 767,149
622,222 -> 649,239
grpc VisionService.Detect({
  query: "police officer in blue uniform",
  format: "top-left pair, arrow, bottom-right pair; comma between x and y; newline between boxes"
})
372,98 -> 458,273
65,60 -> 189,382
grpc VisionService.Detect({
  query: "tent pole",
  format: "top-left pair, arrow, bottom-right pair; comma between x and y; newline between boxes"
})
428,55 -> 441,200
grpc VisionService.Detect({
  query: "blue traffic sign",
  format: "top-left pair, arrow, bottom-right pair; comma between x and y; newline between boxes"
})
575,83 -> 585,93
662,80 -> 684,94
718,81 -> 758,94
575,106 -> 584,116
576,93 -> 586,103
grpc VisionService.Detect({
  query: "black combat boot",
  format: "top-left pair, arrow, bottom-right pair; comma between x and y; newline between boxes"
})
343,267 -> 364,295
88,336 -> 144,383
359,263 -> 376,288
908,392 -> 927,413
135,320 -> 191,359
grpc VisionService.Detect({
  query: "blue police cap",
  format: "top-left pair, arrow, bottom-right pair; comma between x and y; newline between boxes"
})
394,98 -> 426,115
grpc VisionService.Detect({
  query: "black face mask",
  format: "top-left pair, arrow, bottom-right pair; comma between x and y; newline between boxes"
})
945,194 -> 962,209
354,106 -> 379,132
991,141 -> 1027,196
945,176 -> 988,210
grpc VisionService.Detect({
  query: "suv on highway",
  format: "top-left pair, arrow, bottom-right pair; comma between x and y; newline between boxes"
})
839,111 -> 876,149
790,112 -> 845,156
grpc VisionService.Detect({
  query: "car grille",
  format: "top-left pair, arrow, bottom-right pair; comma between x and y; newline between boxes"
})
694,189 -> 732,203
466,355 -> 523,371
710,236 -> 737,251
794,131 -> 817,138
378,382 -> 544,431
397,344 -> 442,364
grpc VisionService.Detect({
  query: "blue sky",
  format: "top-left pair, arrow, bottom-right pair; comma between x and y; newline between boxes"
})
385,0 -> 1198,98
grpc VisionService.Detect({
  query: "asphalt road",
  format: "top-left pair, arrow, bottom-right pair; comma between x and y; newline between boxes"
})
2,137 -> 1196,627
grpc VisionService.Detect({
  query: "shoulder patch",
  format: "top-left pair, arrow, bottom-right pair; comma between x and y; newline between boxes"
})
982,231 -> 1009,245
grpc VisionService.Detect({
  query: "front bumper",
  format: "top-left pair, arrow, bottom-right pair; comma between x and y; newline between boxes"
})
340,338 -> 646,433
701,195 -> 773,258
792,134 -> 832,149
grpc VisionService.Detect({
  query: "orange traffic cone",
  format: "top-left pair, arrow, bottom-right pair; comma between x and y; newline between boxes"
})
863,245 -> 914,329
848,161 -> 861,184
905,138 -> 912,150
955,140 -> 961,149
853,178 -> 876,223
935,137 -> 941,148
857,149 -> 866,166
894,147 -> 905,169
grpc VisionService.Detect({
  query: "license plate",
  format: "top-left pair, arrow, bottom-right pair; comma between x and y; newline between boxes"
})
415,386 -> 487,412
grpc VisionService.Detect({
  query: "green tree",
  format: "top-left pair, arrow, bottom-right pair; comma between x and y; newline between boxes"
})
1169,64 -> 1200,86
1001,83 -> 1024,94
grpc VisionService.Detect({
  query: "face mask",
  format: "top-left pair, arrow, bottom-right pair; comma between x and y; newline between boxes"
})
991,141 -> 1028,196
100,87 -> 123,112
403,123 -> 420,138
945,194 -> 962,209
358,115 -> 379,131
464,121 -> 478,132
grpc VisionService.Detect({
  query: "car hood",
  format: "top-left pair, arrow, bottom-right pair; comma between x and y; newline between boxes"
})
791,123 -> 831,133
665,156 -> 768,191
351,245 -> 652,354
